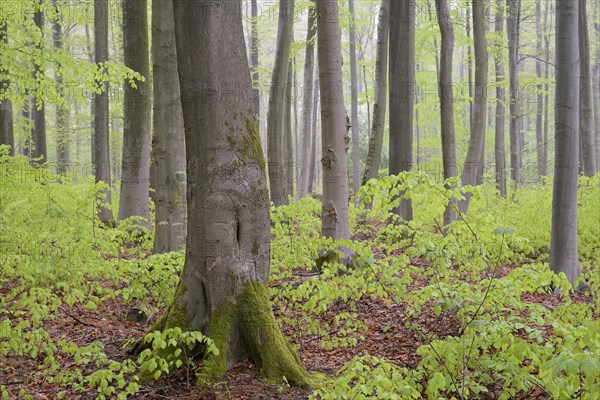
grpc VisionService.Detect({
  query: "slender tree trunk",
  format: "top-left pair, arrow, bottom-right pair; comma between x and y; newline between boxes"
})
53,0 -> 69,175
348,0 -> 361,197
250,0 -> 260,118
32,3 -> 47,164
283,59 -> 294,199
151,0 -> 186,252
535,0 -> 545,177
507,0 -> 521,185
362,0 -> 389,185
118,0 -> 151,227
435,0 -> 458,225
494,0 -> 507,196
579,0 -> 597,176
543,1 -> 551,177
308,72 -> 319,194
389,0 -> 414,221
297,2 -> 316,199
550,0 -> 581,286
0,22 -> 14,156
318,0 -> 350,240
266,0 -> 295,206
466,6 -> 473,131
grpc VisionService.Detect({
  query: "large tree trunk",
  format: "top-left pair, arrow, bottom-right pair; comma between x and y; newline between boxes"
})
435,0 -> 458,225
308,73 -> 319,194
507,0 -> 521,185
579,0 -> 597,176
389,0 -> 414,221
297,2 -> 316,199
348,0 -> 361,197
250,0 -> 260,118
459,0 -> 488,214
0,22 -> 14,156
151,0 -> 186,253
495,0 -> 507,196
118,0 -> 151,227
318,0 -> 351,240
32,3 -> 47,164
535,0 -> 545,177
362,0 -> 389,185
550,0 -> 581,286
152,0 -> 311,387
53,0 -> 69,175
266,0 -> 295,206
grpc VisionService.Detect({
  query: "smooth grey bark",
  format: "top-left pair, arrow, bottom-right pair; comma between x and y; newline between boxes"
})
53,0 -> 69,175
550,0 -> 581,286
459,0 -> 488,214
0,22 -> 14,156
579,0 -> 597,176
283,59 -> 294,199
435,0 -> 458,225
32,3 -> 47,164
118,0 -> 151,227
151,0 -> 186,253
507,0 -> 521,185
466,7 -> 473,131
163,0 -> 310,386
266,0 -> 295,206
297,2 -> 316,199
250,0 -> 260,117
543,1 -> 551,177
317,0 -> 350,240
535,0 -> 545,177
348,0 -> 361,197
308,72 -> 319,194
495,0 -> 507,196
362,0 -> 389,185
389,0 -> 414,221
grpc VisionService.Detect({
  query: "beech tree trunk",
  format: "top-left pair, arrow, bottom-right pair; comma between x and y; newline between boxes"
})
266,0 -> 295,206
151,0 -> 186,253
535,0 -> 545,177
318,0 -> 351,240
156,0 -> 311,386
435,0 -> 458,225
118,0 -> 151,227
32,3 -> 47,164
389,0 -> 414,221
579,0 -> 597,176
0,22 -> 14,155
297,2 -> 316,199
283,59 -> 294,199
362,0 -> 389,185
250,0 -> 260,118
308,73 -> 319,194
495,0 -> 507,196
507,0 -> 521,185
459,0 -> 488,214
348,0 -> 361,197
550,0 -> 581,286
53,0 -> 69,175
543,1 -> 551,177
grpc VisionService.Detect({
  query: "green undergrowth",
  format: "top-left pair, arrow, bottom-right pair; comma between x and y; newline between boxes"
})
1,153 -> 598,399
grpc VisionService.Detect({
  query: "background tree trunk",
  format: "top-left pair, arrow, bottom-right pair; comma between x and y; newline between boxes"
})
389,0 -> 414,222
93,0 -> 113,225
297,2 -> 316,199
507,0 -> 521,185
543,1 -> 551,177
318,0 -> 350,240
151,0 -> 186,253
579,0 -> 597,177
435,0 -> 458,225
348,0 -> 361,197
266,0 -> 295,206
495,0 -> 507,195
118,0 -> 151,227
0,22 -> 14,155
32,3 -> 47,164
550,0 -> 581,286
308,72 -> 319,194
165,0 -> 310,386
362,0 -> 389,186
53,0 -> 69,176
283,59 -> 294,199
535,0 -> 545,177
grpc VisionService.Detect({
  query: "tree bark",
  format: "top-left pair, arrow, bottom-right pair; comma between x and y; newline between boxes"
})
348,0 -> 361,197
297,2 -> 317,199
543,0 -> 551,178
318,0 -> 351,240
118,0 -> 151,227
155,0 -> 311,386
151,0 -> 186,252
435,0 -> 458,225
0,22 -> 14,156
32,3 -> 47,164
362,0 -> 389,185
459,0 -> 488,214
579,0 -> 597,176
389,0 -> 414,221
535,0 -> 545,177
507,0 -> 521,185
495,0 -> 507,196
53,0 -> 69,176
250,0 -> 260,118
550,0 -> 581,286
308,72 -> 319,194
283,59 -> 294,199
266,0 -> 295,206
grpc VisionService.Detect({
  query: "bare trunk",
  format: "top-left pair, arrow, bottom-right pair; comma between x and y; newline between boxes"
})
550,0 -> 581,286
466,7 -> 473,132
507,0 -> 521,185
266,0 -> 295,206
308,73 -> 319,194
297,2 -> 316,199
535,0 -> 545,177
579,0 -> 597,176
118,0 -> 151,227
362,0 -> 389,185
53,0 -> 69,175
318,0 -> 350,240
543,1 -> 551,177
0,23 -> 14,156
435,0 -> 458,225
349,0 -> 361,197
250,0 -> 260,118
152,0 -> 186,252
32,3 -> 47,164
389,0 -> 414,221
283,59 -> 294,200
495,0 -> 507,196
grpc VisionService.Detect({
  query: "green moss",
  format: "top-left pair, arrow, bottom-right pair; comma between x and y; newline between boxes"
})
252,241 -> 260,256
242,116 -> 266,171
